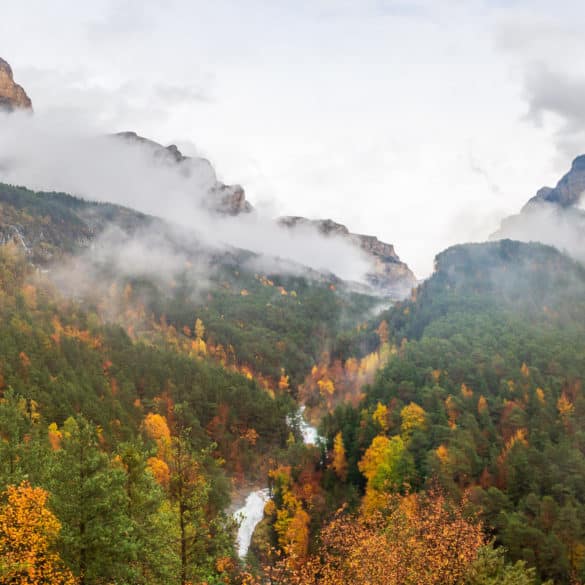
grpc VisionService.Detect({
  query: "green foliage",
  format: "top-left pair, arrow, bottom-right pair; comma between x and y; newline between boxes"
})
148,264 -> 380,389
324,240 -> 585,584
0,181 -> 383,392
464,544 -> 547,585
117,441 -> 181,584
49,416 -> 135,585
0,245 -> 292,582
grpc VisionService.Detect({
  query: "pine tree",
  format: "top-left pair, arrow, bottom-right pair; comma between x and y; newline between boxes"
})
117,441 -> 180,585
49,416 -> 134,585
0,390 -> 34,487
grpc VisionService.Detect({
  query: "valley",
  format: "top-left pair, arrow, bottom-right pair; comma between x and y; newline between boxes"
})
2,53 -> 585,585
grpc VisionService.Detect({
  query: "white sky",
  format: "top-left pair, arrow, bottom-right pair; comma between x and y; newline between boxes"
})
2,0 -> 585,277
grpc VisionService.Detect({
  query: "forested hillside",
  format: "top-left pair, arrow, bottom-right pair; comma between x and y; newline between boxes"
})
3,179 -> 585,585
319,240 -> 585,584
0,181 -> 381,389
0,183 -> 389,584
0,243 -> 293,584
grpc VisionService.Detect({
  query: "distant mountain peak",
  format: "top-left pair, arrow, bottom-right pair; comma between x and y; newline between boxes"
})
524,154 -> 585,209
492,155 -> 585,265
0,57 -> 32,112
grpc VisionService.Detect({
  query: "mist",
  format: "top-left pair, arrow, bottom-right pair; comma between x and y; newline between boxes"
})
0,111 -> 371,283
491,201 -> 585,264
48,224 -> 213,300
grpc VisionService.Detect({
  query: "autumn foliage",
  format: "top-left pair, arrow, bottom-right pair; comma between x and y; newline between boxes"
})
0,482 -> 76,585
267,490 -> 484,585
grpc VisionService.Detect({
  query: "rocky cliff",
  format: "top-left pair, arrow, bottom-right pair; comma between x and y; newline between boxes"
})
492,155 -> 585,264
523,155 -> 585,209
279,216 -> 417,295
115,131 -> 253,216
0,59 -> 414,295
0,58 -> 32,112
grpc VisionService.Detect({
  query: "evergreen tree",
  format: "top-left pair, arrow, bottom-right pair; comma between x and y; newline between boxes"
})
49,416 -> 134,585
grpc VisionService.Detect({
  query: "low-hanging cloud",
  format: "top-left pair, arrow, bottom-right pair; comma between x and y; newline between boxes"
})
491,201 -> 585,264
0,111 -> 371,284
48,224 -> 214,308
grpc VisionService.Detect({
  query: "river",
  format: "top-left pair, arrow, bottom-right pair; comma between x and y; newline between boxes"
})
233,406 -> 319,558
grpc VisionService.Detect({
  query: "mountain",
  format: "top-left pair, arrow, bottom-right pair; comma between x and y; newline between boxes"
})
320,239 -> 585,584
1,56 -> 583,585
0,182 -> 154,262
114,131 -> 253,216
0,57 -> 32,111
279,216 -> 417,295
524,154 -> 585,209
0,57 -> 416,296
492,155 -> 585,263
110,135 -> 417,295
0,181 -> 383,389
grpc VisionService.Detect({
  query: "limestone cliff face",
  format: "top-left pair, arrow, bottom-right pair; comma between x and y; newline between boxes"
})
278,216 -> 417,296
0,58 -> 32,112
115,131 -> 253,216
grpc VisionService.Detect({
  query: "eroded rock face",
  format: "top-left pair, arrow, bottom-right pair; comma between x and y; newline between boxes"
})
491,155 -> 585,265
279,216 -> 417,296
0,58 -> 32,112
524,155 -> 585,209
114,131 -> 253,216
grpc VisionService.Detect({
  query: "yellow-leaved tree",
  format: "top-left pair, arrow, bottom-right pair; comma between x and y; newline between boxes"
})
0,481 -> 76,585
359,435 -> 415,514
400,402 -> 427,439
331,431 -> 348,481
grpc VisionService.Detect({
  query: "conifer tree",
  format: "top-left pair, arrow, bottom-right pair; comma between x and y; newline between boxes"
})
49,416 -> 134,585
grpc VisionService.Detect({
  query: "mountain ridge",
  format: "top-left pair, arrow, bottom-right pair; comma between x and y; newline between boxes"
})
279,216 -> 417,295
491,154 -> 585,264
0,56 -> 416,296
524,154 -> 585,209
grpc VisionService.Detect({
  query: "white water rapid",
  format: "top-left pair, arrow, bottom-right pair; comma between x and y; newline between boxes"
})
234,488 -> 270,557
299,405 -> 319,445
233,406 -> 319,558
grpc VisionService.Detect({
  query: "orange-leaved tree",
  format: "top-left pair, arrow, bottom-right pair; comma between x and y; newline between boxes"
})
267,489 -> 484,585
0,481 -> 76,585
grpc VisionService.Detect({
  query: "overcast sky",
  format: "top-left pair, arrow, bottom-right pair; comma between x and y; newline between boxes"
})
2,0 -> 585,276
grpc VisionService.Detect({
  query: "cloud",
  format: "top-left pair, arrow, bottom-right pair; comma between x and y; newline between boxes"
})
154,83 -> 213,105
492,202 -> 585,264
524,65 -> 585,127
468,148 -> 502,196
5,0 -> 569,279
0,111 -> 371,284
50,224 -> 214,304
494,13 -> 583,54
86,0 -> 168,40
491,3 -> 585,158
522,64 -> 585,157
18,65 -> 215,130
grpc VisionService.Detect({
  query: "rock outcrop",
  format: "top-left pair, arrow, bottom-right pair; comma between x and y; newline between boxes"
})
524,155 -> 585,209
0,63 -> 412,294
114,131 -> 253,216
279,216 -> 417,296
492,155 -> 585,264
0,58 -> 32,112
